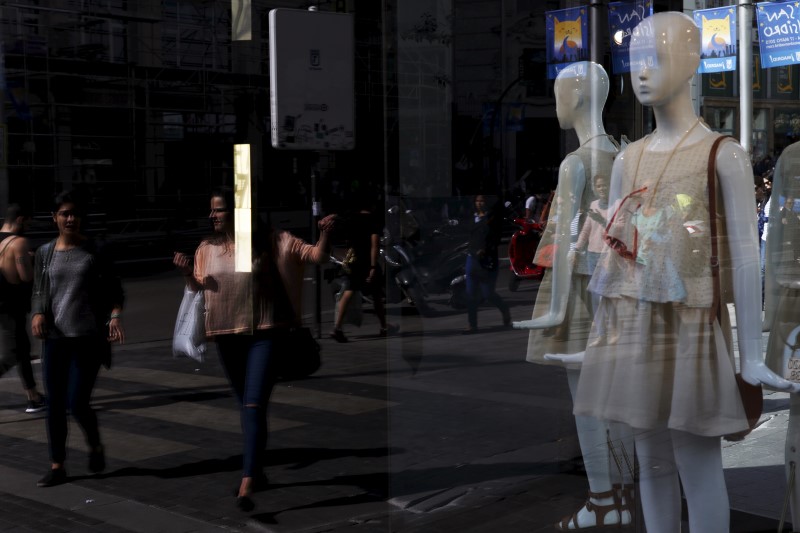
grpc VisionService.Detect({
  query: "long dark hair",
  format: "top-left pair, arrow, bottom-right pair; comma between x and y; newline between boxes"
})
206,186 -> 235,247
206,186 -> 278,264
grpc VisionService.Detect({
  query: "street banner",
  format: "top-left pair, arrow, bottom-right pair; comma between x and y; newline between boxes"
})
756,1 -> 800,69
694,6 -> 737,74
545,6 -> 589,79
607,1 -> 653,75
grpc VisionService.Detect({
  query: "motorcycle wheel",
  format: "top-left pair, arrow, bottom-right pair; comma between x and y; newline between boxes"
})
449,284 -> 468,309
508,276 -> 521,292
406,284 -> 434,317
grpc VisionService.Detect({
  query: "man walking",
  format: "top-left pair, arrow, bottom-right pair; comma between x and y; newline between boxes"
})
0,203 -> 45,412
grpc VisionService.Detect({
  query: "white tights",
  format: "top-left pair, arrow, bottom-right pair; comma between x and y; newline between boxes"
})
566,368 -> 634,493
635,428 -> 729,533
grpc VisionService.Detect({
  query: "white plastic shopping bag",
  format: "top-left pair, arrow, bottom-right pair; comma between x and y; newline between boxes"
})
172,287 -> 207,362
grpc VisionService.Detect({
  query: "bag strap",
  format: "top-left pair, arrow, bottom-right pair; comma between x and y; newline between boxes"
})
0,235 -> 18,259
707,135 -> 734,324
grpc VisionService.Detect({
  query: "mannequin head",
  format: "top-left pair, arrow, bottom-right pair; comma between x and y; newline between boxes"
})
554,61 -> 609,129
629,12 -> 700,106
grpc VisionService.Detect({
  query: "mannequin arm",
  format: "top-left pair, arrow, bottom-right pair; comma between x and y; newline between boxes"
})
763,164 -> 783,330
514,154 -> 585,330
718,143 -> 800,392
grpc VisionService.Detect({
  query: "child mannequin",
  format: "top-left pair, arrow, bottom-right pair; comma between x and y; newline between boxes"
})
514,61 -> 634,530
572,12 -> 799,533
764,141 -> 800,529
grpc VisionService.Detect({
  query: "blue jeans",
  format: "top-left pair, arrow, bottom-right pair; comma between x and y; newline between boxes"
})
465,254 -> 510,329
43,337 -> 102,464
216,333 -> 277,478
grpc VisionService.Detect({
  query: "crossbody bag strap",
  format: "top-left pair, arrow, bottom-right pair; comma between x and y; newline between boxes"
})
707,135 -> 734,324
0,236 -> 18,259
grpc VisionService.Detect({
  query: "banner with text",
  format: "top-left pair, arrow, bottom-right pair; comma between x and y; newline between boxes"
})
607,1 -> 653,75
756,1 -> 800,69
546,6 -> 589,79
694,6 -> 737,74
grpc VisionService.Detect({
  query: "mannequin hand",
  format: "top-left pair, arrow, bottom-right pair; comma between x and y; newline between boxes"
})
741,361 -> 800,393
544,352 -> 585,364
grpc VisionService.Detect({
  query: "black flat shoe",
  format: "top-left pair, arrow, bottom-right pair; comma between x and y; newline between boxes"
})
37,467 -> 67,488
236,495 -> 255,512
88,445 -> 105,474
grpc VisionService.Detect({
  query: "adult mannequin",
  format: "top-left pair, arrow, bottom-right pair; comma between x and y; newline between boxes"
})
571,12 -> 800,533
763,141 -> 800,529
513,61 -> 633,530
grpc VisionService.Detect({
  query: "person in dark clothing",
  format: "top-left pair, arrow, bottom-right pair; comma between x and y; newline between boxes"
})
463,194 -> 511,333
0,203 -> 46,412
330,192 -> 395,342
31,190 -> 125,488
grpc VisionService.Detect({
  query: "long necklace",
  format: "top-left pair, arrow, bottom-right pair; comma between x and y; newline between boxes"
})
580,133 -> 618,149
631,117 -> 702,215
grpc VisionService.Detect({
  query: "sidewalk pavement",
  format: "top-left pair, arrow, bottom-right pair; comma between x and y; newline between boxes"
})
0,271 -> 794,532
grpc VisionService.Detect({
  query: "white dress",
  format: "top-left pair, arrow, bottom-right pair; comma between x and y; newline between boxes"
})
573,133 -> 749,437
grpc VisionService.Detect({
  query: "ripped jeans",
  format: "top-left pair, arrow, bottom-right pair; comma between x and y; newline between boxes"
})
216,332 -> 278,478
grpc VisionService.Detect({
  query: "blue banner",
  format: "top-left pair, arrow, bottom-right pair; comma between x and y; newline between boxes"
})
607,1 -> 653,75
756,1 -> 800,69
694,7 -> 737,74
545,7 -> 590,79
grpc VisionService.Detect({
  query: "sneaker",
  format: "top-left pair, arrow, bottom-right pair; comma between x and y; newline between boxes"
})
25,396 -> 46,414
329,329 -> 348,343
37,467 -> 67,488
88,445 -> 106,474
379,324 -> 399,337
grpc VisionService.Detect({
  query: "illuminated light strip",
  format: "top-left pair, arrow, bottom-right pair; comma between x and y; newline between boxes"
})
234,144 -> 252,273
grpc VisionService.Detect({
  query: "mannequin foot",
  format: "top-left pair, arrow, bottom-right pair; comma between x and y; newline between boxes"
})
544,352 -> 585,364
613,483 -> 634,526
555,489 -> 621,530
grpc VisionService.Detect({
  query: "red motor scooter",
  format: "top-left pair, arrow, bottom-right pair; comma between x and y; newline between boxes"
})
507,215 -> 545,292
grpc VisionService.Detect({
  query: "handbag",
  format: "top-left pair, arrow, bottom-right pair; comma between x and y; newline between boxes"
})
172,286 -> 207,362
275,327 -> 321,381
264,243 -> 322,381
705,136 -> 764,442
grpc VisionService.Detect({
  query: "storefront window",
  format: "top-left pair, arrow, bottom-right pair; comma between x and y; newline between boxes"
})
0,2 -> 793,532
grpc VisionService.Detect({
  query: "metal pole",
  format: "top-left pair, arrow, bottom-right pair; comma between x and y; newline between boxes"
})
739,0 -> 753,153
311,156 -> 322,339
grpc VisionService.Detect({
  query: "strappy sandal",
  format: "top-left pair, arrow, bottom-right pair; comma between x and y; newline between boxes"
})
555,489 -> 621,531
613,483 -> 635,528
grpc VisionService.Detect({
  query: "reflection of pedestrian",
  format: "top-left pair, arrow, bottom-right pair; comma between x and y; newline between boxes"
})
463,195 -> 510,333
31,189 -> 125,487
173,187 -> 337,512
0,203 -> 46,413
330,192 -> 395,342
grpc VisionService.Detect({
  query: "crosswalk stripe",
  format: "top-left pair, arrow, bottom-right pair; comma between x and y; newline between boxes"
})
0,411 -> 195,461
108,366 -> 395,415
272,386 -> 397,415
111,401 -> 306,433
106,366 -> 228,388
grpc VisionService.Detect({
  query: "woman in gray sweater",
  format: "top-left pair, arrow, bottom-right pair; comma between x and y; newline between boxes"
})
31,189 -> 125,488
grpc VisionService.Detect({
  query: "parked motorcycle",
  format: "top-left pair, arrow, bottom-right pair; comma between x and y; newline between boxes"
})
506,205 -> 546,292
381,203 -> 469,316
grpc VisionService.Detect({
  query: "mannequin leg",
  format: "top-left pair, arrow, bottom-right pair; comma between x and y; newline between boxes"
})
786,394 -> 800,531
608,420 -> 635,523
672,429 -> 729,533
634,429 -> 682,533
558,369 -> 621,528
